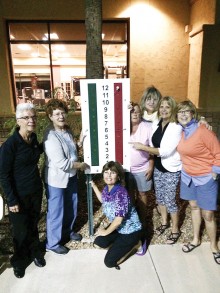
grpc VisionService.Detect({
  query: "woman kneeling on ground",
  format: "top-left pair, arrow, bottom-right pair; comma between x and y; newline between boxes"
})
90,161 -> 145,270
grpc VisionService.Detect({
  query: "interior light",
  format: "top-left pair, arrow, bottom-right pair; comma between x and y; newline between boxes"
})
61,53 -> 70,57
31,52 -> 39,57
17,44 -> 31,50
53,52 -> 59,57
53,45 -> 65,51
10,34 -> 15,40
102,33 -> 105,39
43,33 -> 59,40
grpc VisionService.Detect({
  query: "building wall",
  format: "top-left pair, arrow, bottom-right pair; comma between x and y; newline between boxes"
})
190,0 -> 216,32
103,0 -> 190,102
187,31 -> 203,107
0,0 -> 219,115
0,0 -> 191,115
0,0 -> 85,115
187,0 -> 220,110
199,25 -> 220,110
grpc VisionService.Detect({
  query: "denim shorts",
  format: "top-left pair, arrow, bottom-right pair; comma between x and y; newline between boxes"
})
131,171 -> 152,192
180,177 -> 218,211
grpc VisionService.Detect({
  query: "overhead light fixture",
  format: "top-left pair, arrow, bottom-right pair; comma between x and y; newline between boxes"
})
10,34 -> 15,40
42,33 -> 59,40
102,33 -> 105,39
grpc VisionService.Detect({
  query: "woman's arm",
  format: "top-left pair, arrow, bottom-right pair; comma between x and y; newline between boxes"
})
198,116 -> 212,130
95,216 -> 123,236
90,181 -> 102,203
0,139 -> 19,207
72,162 -> 90,171
130,123 -> 182,157
129,142 -> 159,155
77,129 -> 87,148
44,134 -> 73,171
200,125 -> 220,169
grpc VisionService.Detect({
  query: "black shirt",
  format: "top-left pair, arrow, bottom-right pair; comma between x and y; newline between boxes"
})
151,119 -> 169,173
0,127 -> 43,206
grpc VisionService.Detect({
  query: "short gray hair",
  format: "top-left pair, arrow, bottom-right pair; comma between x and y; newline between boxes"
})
16,103 -> 35,119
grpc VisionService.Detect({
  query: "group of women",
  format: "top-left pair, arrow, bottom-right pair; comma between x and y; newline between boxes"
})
129,86 -> 220,265
0,99 -> 89,278
0,86 -> 219,277
89,86 -> 220,270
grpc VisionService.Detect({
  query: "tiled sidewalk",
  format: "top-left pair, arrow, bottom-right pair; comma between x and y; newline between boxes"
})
0,243 -> 220,293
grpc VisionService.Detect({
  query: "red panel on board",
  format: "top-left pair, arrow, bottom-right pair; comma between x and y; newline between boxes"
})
114,83 -> 123,164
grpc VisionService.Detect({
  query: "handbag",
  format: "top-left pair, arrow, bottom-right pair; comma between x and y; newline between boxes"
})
0,194 -> 4,221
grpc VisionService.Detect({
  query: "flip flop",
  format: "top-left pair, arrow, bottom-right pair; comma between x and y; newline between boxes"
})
182,243 -> 201,253
213,252 -> 220,265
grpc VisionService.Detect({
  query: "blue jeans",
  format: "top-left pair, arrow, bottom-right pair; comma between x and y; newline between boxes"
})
46,175 -> 78,249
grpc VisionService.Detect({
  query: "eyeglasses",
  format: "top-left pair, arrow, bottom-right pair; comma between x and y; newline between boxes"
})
177,110 -> 191,115
18,115 -> 37,121
53,112 -> 67,117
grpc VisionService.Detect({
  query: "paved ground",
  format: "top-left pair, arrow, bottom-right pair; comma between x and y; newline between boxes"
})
0,242 -> 220,293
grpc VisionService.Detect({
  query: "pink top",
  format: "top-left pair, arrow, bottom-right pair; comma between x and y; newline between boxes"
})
130,121 -> 152,173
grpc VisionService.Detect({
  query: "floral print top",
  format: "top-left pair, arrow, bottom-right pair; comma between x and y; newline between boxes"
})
102,184 -> 142,234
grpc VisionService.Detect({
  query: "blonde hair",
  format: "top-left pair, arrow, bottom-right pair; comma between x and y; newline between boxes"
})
140,86 -> 162,115
157,96 -> 177,122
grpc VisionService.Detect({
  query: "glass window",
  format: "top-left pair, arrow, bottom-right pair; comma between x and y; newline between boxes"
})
9,22 -> 48,41
50,22 -> 86,41
102,22 -> 127,42
8,20 -> 129,109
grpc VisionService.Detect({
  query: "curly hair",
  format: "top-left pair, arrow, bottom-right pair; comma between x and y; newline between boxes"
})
45,98 -> 68,118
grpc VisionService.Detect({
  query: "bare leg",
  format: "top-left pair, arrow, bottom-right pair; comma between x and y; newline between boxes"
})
166,211 -> 180,244
170,211 -> 179,233
136,191 -> 148,229
202,209 -> 219,253
189,200 -> 201,246
159,204 -> 168,226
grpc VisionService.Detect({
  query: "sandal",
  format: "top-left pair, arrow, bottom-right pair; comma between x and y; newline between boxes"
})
213,252 -> 220,265
155,224 -> 169,236
166,232 -> 181,245
182,243 -> 201,253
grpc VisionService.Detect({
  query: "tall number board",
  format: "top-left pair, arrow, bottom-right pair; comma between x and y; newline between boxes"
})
80,79 -> 130,174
